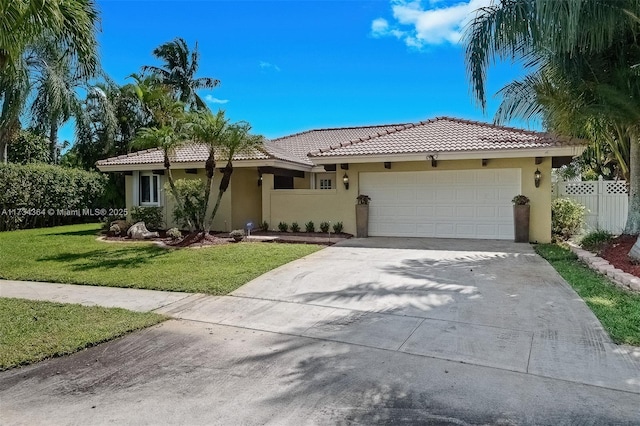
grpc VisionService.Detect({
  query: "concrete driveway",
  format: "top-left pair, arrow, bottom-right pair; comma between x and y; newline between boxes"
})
1,238 -> 639,425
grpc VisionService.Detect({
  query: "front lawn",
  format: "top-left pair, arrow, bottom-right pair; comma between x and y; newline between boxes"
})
536,244 -> 640,346
0,224 -> 322,294
0,298 -> 165,370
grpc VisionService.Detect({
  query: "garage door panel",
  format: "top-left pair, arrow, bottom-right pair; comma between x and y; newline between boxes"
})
360,169 -> 521,240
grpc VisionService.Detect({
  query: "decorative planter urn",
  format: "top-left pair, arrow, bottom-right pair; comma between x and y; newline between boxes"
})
355,204 -> 369,238
513,204 -> 530,243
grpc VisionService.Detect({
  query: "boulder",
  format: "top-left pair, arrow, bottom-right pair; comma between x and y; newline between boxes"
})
110,219 -> 130,234
127,221 -> 159,240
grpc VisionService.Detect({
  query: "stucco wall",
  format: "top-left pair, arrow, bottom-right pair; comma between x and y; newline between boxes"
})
264,158 -> 552,242
124,169 -> 234,231
231,168 -> 263,230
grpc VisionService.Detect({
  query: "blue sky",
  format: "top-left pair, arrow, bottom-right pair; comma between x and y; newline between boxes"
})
62,0 -> 529,143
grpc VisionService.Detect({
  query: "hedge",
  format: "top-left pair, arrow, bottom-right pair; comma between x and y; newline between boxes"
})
0,163 -> 107,231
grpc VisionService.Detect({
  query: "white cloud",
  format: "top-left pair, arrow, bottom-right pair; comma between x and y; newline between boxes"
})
371,0 -> 493,48
259,61 -> 281,72
205,95 -> 229,104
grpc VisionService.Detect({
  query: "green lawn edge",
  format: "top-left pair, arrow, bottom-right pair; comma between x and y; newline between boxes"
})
0,298 -> 166,370
535,244 -> 640,346
0,223 -> 323,294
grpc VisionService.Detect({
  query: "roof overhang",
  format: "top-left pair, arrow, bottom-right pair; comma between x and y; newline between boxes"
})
97,158 -> 312,173
308,146 -> 585,165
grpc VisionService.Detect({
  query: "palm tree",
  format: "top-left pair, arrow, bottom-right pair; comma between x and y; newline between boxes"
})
28,39 -> 86,163
0,0 -> 99,163
208,122 -> 263,229
142,38 -> 219,110
463,0 -> 640,237
187,109 -> 229,231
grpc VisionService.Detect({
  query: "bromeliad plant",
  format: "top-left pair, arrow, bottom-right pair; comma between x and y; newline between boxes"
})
512,195 -> 530,205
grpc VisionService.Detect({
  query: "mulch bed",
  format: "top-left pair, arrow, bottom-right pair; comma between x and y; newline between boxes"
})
598,235 -> 640,278
101,231 -> 234,248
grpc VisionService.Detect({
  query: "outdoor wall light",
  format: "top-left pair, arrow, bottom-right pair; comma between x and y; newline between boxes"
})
343,173 -> 350,190
534,168 -> 541,188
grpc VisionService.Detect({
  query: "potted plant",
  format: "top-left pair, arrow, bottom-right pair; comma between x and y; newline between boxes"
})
356,194 -> 371,238
512,195 -> 530,243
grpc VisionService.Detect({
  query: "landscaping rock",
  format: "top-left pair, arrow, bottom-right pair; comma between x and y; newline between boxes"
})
127,222 -> 159,240
110,219 -> 130,234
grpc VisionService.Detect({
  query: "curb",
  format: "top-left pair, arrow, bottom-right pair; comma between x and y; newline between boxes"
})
567,243 -> 640,292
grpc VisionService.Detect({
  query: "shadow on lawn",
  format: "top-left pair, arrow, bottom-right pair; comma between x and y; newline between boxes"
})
38,246 -> 169,271
43,228 -> 102,237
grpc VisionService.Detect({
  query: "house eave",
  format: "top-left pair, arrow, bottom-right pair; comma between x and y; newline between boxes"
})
96,159 -> 311,173
308,146 -> 585,165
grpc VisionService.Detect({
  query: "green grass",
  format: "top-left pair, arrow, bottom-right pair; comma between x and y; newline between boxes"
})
0,298 -> 165,370
0,224 -> 322,294
536,244 -> 640,346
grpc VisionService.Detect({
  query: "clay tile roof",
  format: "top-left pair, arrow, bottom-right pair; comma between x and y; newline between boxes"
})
97,143 -> 271,167
308,117 -> 576,157
263,123 -> 410,165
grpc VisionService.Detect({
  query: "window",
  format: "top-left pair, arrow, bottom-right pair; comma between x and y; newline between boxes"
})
319,178 -> 332,190
139,172 -> 160,205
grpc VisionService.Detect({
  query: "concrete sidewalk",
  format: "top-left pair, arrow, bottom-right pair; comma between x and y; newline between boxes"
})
0,279 -> 201,312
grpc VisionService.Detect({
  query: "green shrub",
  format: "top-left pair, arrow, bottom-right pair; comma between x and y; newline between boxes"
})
0,163 -> 107,231
259,221 -> 269,231
165,179 -> 206,230
320,221 -> 330,233
130,206 -> 164,230
290,222 -> 300,233
551,198 -> 586,241
305,221 -> 315,233
278,222 -> 289,232
332,221 -> 343,234
581,230 -> 613,252
229,229 -> 245,242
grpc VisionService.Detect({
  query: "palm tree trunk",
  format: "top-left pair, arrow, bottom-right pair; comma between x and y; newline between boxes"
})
206,162 -> 233,231
202,153 -> 215,233
49,121 -> 58,164
0,139 -> 7,163
624,135 -> 640,235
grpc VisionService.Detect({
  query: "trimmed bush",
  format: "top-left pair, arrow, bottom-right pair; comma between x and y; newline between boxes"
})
130,206 -> 164,231
290,222 -> 300,233
332,221 -> 343,234
320,221 -> 330,233
0,163 -> 107,231
278,222 -> 289,232
167,227 -> 182,240
259,221 -> 269,231
551,198 -> 585,241
305,221 -> 315,233
581,230 -> 613,252
165,179 -> 205,230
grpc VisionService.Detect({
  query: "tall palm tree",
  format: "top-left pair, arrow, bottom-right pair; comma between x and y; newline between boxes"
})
0,0 -> 100,163
142,38 -> 219,111
28,39 -> 85,163
463,0 -> 640,236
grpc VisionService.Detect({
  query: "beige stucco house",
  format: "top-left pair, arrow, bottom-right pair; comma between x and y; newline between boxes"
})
97,117 -> 584,243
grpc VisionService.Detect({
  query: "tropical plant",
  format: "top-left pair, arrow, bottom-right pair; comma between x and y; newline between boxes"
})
0,0 -> 100,163
305,221 -> 315,233
356,194 -> 371,205
320,221 -> 330,233
167,227 -> 182,240
167,179 -> 207,231
141,38 -> 219,110
332,222 -> 344,234
551,198 -> 586,241
290,222 -> 300,233
130,206 -> 164,231
278,222 -> 289,232
511,195 -> 530,205
463,0 -> 640,251
207,121 -> 264,229
259,221 -> 269,231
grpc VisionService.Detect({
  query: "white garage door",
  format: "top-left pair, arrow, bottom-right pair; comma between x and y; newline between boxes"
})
359,169 -> 521,240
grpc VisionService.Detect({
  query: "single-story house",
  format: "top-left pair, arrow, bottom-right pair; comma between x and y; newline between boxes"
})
96,116 -> 585,243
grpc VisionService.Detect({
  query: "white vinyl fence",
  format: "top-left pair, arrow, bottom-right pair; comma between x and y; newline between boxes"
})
552,178 -> 628,234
